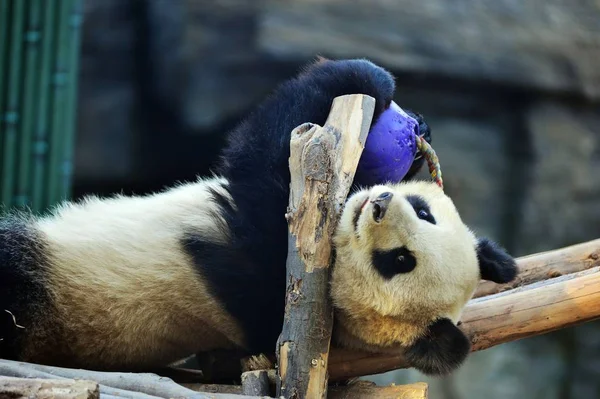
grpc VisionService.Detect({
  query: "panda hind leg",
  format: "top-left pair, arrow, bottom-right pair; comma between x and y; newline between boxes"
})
403,318 -> 471,376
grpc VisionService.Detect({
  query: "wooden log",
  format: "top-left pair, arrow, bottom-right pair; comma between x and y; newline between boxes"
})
241,370 -> 270,396
191,239 -> 600,384
0,376 -> 99,399
328,381 -> 428,399
327,265 -> 600,380
0,359 -> 264,399
474,238 -> 600,298
183,380 -> 428,399
0,364 -> 161,399
276,94 -> 375,398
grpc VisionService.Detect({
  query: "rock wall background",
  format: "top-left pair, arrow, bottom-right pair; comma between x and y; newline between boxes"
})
72,1 -> 600,397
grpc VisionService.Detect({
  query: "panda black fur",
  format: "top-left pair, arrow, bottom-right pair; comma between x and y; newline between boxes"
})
0,58 -> 517,375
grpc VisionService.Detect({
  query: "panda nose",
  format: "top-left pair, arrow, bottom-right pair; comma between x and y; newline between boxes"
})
371,192 -> 393,223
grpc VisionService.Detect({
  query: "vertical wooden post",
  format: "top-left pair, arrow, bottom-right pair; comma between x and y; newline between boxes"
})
276,94 -> 375,398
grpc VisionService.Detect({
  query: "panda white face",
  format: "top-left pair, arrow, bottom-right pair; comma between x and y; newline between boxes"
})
332,181 -> 481,326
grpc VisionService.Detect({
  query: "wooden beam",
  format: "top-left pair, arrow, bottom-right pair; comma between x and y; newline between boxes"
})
276,94 -> 375,398
328,265 -> 600,380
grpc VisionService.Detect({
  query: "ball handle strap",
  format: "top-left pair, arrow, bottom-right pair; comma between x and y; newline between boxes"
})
416,136 -> 444,189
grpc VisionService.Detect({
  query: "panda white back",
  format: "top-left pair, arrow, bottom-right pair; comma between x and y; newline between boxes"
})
5,177 -> 245,369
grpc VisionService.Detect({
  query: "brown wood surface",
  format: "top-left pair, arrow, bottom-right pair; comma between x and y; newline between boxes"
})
276,94 -> 375,398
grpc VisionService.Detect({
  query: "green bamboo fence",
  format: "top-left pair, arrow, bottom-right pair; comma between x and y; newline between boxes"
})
0,0 -> 83,214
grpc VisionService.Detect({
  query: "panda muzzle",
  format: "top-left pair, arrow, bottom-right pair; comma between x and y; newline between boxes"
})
371,192 -> 393,223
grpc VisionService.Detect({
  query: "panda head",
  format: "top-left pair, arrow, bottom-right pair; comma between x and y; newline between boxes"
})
331,180 -> 517,375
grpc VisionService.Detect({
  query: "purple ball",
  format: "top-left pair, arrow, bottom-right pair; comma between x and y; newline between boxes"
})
355,101 -> 419,187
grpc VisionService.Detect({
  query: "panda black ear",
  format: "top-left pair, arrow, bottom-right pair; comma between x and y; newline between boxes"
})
476,238 -> 518,284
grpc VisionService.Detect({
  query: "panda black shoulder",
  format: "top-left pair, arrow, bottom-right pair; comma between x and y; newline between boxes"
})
182,59 -> 398,354
0,214 -> 55,361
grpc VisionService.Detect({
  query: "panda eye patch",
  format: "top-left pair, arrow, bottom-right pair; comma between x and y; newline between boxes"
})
406,195 -> 436,225
372,247 -> 417,279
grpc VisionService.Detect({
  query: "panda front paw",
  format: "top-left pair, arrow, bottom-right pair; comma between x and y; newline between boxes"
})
301,58 -> 396,121
403,318 -> 471,376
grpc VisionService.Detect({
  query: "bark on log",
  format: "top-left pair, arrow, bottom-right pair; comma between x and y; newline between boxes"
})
328,381 -> 428,399
276,94 -> 375,398
0,376 -> 99,399
241,370 -> 270,396
474,238 -> 600,298
328,265 -> 600,380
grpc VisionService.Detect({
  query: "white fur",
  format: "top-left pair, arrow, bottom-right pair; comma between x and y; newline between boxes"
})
23,176 -> 245,369
331,181 -> 481,350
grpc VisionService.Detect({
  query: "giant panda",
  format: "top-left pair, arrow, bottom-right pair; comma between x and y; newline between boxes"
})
0,58 -> 517,376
